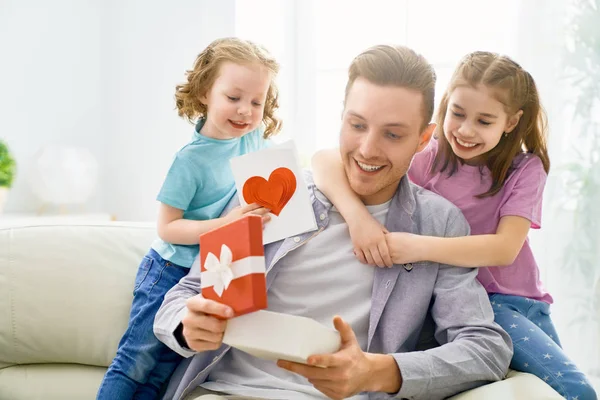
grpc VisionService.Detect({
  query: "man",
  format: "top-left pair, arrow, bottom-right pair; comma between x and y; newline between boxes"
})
154,44 -> 512,400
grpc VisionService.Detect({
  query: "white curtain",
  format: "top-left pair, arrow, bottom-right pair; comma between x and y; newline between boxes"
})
236,0 -> 600,390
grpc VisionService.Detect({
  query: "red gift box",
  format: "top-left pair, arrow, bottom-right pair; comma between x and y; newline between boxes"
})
199,215 -> 267,317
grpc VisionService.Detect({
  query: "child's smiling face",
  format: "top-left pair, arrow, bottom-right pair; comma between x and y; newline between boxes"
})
200,61 -> 271,140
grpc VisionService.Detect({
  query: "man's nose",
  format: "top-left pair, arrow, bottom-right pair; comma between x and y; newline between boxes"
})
358,130 -> 380,159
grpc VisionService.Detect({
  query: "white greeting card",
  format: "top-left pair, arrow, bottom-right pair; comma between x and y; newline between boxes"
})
230,141 -> 317,244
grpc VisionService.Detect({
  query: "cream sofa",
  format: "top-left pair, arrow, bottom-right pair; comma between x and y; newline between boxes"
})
0,221 -> 562,400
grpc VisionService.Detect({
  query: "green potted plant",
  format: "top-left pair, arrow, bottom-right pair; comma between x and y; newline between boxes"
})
0,140 -> 16,213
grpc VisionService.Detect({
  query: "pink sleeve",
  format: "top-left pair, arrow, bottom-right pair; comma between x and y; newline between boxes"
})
499,155 -> 547,229
408,138 -> 437,186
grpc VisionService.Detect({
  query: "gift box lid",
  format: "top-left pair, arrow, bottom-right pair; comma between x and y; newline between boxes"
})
223,310 -> 341,365
199,215 -> 264,266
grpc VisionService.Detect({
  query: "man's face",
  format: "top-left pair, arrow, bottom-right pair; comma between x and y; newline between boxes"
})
339,77 -> 433,205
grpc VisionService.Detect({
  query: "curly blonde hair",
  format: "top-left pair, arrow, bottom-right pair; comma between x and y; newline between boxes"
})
175,37 -> 282,138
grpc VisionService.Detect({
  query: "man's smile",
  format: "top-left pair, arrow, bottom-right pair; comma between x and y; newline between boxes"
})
355,159 -> 384,173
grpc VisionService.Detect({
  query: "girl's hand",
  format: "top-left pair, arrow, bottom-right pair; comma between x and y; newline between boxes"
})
225,203 -> 271,224
349,218 -> 393,268
384,232 -> 422,265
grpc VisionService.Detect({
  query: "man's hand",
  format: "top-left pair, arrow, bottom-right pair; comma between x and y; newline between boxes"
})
277,316 -> 374,399
349,217 -> 393,268
225,203 -> 271,224
182,295 -> 234,352
384,231 -> 423,265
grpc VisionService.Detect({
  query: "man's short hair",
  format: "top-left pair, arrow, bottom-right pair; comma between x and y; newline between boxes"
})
344,45 -> 436,130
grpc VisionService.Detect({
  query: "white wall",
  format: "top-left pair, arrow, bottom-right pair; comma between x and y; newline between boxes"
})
0,0 -> 106,214
0,0 -> 236,220
102,0 -> 235,221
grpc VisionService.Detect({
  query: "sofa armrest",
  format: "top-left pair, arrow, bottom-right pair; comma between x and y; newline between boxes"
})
448,371 -> 562,400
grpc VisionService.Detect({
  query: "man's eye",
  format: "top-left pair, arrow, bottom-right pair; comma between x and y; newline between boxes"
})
227,96 -> 239,101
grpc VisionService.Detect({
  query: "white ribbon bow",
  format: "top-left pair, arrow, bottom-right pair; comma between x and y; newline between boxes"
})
203,244 -> 234,297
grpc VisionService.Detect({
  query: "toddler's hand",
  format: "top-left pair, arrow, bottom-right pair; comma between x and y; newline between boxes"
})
349,218 -> 392,268
225,203 -> 271,224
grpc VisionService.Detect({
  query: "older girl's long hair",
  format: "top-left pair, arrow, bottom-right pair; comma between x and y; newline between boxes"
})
433,51 -> 550,197
174,37 -> 282,138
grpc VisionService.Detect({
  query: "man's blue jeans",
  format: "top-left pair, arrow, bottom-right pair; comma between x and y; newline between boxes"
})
490,293 -> 597,400
97,249 -> 189,400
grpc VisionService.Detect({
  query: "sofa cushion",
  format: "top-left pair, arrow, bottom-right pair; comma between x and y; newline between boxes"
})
0,364 -> 106,400
448,370 -> 563,399
0,222 -> 154,368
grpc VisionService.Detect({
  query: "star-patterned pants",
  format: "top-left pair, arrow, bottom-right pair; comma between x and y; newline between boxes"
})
490,293 -> 597,400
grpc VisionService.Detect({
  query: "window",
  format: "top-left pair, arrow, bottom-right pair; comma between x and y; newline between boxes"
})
237,0 -> 522,158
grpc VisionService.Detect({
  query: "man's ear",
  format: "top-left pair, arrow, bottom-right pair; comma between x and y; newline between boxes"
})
417,123 -> 435,152
505,110 -> 523,134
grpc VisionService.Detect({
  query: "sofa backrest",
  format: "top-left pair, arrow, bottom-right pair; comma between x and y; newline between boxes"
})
0,221 -> 155,370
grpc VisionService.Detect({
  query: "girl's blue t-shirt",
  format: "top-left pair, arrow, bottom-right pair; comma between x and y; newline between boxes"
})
151,120 -> 269,268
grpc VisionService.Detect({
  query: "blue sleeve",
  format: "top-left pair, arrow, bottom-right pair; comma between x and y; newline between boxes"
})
247,127 -> 271,151
157,154 -> 200,211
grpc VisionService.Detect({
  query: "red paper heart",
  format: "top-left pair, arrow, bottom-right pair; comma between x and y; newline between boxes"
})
242,167 -> 297,216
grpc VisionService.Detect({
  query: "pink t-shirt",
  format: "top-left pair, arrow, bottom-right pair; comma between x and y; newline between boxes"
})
408,139 -> 552,303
